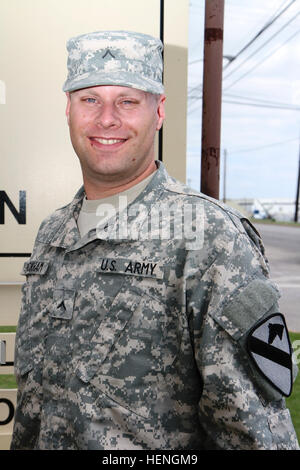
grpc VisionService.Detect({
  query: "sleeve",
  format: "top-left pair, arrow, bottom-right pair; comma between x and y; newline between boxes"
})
10,281 -> 42,449
10,227 -> 48,450
186,216 -> 299,450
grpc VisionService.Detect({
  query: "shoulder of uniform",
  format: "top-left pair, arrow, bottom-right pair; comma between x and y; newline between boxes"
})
163,174 -> 246,226
40,200 -> 73,228
35,186 -> 84,243
35,204 -> 71,242
162,174 -> 265,253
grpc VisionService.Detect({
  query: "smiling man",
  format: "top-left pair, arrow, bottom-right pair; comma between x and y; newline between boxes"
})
10,30 -> 299,450
66,85 -> 164,198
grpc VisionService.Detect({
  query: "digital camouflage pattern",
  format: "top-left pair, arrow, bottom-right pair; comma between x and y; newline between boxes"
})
11,162 -> 299,450
63,31 -> 164,95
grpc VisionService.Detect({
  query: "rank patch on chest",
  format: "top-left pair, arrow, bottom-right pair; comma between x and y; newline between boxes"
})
247,313 -> 293,396
97,258 -> 163,279
21,260 -> 49,275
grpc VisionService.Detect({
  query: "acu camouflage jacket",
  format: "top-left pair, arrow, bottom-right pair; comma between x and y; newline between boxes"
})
11,162 -> 299,450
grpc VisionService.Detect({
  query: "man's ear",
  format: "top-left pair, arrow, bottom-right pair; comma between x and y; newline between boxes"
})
156,94 -> 166,131
65,92 -> 71,126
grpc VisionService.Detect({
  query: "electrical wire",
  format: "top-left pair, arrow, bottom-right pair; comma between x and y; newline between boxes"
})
188,1 -> 297,74
223,27 -> 300,91
223,12 -> 299,83
223,92 -> 299,107
223,0 -> 297,71
222,99 -> 300,111
189,91 -> 300,110
187,2 -> 300,111
188,8 -> 299,97
189,90 -> 298,105
228,137 -> 298,154
187,92 -> 300,115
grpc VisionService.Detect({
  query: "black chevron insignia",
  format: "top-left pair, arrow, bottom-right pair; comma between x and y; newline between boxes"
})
102,49 -> 115,59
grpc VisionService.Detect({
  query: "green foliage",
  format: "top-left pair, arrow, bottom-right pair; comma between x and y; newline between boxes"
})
286,332 -> 300,443
0,374 -> 17,389
0,326 -> 17,332
0,326 -> 17,388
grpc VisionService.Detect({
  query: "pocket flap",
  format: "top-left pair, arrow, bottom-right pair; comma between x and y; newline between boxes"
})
210,279 -> 280,340
75,285 -> 142,383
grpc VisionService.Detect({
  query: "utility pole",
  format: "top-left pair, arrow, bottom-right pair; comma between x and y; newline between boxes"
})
294,137 -> 300,222
201,0 -> 225,199
223,148 -> 227,203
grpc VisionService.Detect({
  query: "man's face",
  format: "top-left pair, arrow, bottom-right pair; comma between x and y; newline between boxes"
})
66,85 -> 165,186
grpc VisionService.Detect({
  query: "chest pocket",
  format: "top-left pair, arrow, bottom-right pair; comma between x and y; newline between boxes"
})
75,264 -> 169,420
15,259 -> 51,377
20,259 -> 51,308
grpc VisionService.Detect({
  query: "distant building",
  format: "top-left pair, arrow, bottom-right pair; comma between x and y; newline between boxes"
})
226,199 -> 299,222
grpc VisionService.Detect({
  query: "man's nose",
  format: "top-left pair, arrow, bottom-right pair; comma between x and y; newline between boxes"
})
95,103 -> 121,128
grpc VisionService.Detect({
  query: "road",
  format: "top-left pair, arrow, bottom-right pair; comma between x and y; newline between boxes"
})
253,222 -> 300,333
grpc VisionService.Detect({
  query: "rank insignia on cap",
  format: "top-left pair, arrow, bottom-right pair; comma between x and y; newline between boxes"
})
102,49 -> 116,59
247,313 -> 293,396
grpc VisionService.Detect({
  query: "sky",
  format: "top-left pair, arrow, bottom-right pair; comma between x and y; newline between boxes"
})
187,0 -> 300,200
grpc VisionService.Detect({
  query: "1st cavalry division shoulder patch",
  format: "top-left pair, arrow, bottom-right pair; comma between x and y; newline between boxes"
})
247,313 -> 293,397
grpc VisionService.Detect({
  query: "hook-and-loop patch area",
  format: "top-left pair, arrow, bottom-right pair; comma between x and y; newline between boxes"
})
247,313 -> 293,397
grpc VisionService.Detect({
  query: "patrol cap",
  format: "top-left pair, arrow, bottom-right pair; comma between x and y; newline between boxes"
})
63,30 -> 164,95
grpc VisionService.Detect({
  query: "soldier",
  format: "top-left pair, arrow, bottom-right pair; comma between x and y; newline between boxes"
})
11,30 -> 299,450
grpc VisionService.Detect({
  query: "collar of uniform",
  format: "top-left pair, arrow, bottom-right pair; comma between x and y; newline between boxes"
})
99,161 -> 169,242
41,161 -> 170,250
37,186 -> 85,249
67,161 -> 168,249
128,160 -> 168,205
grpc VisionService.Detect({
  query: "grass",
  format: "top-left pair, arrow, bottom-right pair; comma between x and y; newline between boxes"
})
0,325 -> 17,388
0,329 -> 299,445
0,326 -> 17,333
250,217 -> 300,228
0,374 -> 17,388
286,332 -> 300,443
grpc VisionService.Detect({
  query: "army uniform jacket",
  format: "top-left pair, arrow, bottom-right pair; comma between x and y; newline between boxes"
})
11,162 -> 299,450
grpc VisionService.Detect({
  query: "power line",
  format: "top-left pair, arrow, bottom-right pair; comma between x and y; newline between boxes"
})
228,137 -> 298,154
189,0 -> 297,68
271,0 -> 296,19
223,91 -> 298,107
223,27 -> 300,91
222,99 -> 300,111
223,12 -> 300,84
188,84 -> 202,98
189,57 -> 203,65
188,93 -> 300,115
188,12 -> 299,96
189,90 -> 300,110
190,90 -> 299,109
223,0 -> 297,71
187,4 -> 300,106
188,99 -> 300,114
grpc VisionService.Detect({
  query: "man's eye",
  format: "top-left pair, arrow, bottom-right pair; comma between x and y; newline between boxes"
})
84,97 -> 97,103
120,100 -> 138,107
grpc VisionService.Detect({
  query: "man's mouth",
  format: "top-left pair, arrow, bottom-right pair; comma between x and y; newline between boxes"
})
89,137 -> 126,146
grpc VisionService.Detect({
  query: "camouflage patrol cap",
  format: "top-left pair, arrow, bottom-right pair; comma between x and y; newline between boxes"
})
63,30 -> 164,95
